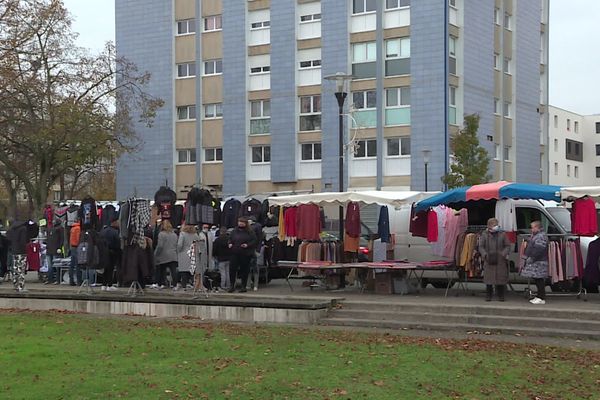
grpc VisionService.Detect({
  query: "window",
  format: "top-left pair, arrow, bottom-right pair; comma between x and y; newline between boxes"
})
503,57 -> 511,74
449,37 -> 457,75
250,21 -> 270,29
554,115 -> 558,128
353,90 -> 377,110
299,95 -> 321,131
494,8 -> 501,25
494,53 -> 500,70
300,13 -> 321,22
385,37 -> 410,76
565,139 -> 583,161
574,121 -> 579,133
301,143 -> 322,161
354,139 -> 377,158
203,103 -> 222,119
177,105 -> 196,121
251,146 -> 271,163
177,62 -> 196,78
250,100 -> 270,135
250,66 -> 270,74
352,90 -> 377,128
449,86 -> 457,125
385,87 -> 410,125
486,135 -> 493,142
386,0 -> 410,9
494,98 -> 500,115
596,122 -> 600,134
504,13 -> 512,30
352,42 -> 377,79
203,15 -> 222,32
596,144 -> 600,156
299,59 -> 321,69
596,167 -> 600,178
567,118 -> 571,131
449,0 -> 456,7
177,149 -> 196,164
387,137 -> 410,156
204,59 -> 222,75
554,162 -> 558,175
504,146 -> 510,161
177,19 -> 195,35
567,164 -> 571,177
353,0 -> 376,14
554,139 -> 558,152
204,148 -> 223,163
503,101 -> 511,118
494,144 -> 500,160
574,166 -> 579,178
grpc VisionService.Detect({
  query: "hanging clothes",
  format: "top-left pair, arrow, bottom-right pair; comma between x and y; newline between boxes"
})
79,196 -> 99,230
297,204 -> 322,241
283,207 -> 298,244
345,202 -> 361,238
221,199 -> 242,229
409,205 -> 429,238
495,199 -> 517,232
343,232 -> 359,253
571,197 -> 598,236
25,241 -> 41,271
583,238 -> 600,292
277,206 -> 286,241
377,206 -> 390,243
430,206 -> 447,256
426,209 -> 438,243
442,208 -> 468,259
241,198 -> 263,222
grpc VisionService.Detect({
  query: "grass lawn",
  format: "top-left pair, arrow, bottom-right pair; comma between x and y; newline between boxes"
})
0,311 -> 598,400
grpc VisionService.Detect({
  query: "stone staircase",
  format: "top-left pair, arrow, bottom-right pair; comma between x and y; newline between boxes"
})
320,300 -> 600,340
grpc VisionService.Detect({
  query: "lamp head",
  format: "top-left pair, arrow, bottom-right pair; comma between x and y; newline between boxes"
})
324,72 -> 353,93
422,149 -> 431,164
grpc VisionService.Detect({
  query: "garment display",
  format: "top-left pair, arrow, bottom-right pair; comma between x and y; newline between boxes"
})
378,206 -> 390,243
79,196 -> 99,230
494,199 -> 517,232
221,199 -> 242,228
430,206 -> 447,256
583,238 -> 600,292
297,204 -> 321,241
426,210 -> 438,243
409,206 -> 428,238
241,198 -> 263,222
343,232 -> 359,253
345,202 -> 361,238
372,239 -> 387,262
25,241 -> 41,271
66,205 -> 79,227
283,207 -> 298,244
297,241 -> 342,263
458,233 -> 481,278
571,197 -> 598,236
442,208 -> 468,259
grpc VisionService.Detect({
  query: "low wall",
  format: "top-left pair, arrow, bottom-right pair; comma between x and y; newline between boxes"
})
0,295 -> 330,324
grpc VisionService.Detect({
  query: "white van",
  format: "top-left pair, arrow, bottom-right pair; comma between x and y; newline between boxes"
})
385,199 -> 594,289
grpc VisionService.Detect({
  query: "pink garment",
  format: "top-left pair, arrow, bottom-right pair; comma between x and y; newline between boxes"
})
427,210 -> 438,243
557,242 -> 564,282
430,207 -> 447,257
442,208 -> 468,258
296,204 -> 321,241
571,198 -> 598,236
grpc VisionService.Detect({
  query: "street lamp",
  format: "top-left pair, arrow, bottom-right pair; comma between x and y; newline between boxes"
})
325,72 -> 352,288
422,149 -> 431,192
324,72 -> 353,236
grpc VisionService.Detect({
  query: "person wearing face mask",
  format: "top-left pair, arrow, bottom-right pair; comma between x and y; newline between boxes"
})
521,220 -> 549,305
193,224 -> 213,292
227,217 -> 257,293
478,218 -> 511,301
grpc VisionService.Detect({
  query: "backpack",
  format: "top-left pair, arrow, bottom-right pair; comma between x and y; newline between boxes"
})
77,241 -> 99,267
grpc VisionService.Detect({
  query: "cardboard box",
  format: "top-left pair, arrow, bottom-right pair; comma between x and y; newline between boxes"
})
374,272 -> 393,294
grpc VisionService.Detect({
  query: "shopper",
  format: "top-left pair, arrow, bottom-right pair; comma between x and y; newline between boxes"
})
227,217 -> 257,293
248,219 -> 263,291
193,224 -> 213,292
176,224 -> 199,290
153,220 -> 178,289
522,220 -> 549,305
69,218 -> 81,286
45,219 -> 64,284
478,218 -> 511,301
99,218 -> 121,291
212,226 -> 231,291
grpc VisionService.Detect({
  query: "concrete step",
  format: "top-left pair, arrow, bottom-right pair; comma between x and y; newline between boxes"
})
330,309 -> 600,333
320,317 -> 600,341
336,300 -> 600,322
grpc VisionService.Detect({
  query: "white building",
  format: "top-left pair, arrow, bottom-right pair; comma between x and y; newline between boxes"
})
548,106 -> 600,186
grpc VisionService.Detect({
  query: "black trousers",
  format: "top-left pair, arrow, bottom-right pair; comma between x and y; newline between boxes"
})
535,278 -> 546,299
103,250 -> 121,287
179,271 -> 192,287
229,254 -> 251,289
156,261 -> 178,287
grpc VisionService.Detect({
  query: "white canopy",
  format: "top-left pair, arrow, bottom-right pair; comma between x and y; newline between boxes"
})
268,190 -> 438,208
561,186 -> 600,200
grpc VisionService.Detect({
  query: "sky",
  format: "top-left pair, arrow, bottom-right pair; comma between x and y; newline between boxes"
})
63,0 -> 600,115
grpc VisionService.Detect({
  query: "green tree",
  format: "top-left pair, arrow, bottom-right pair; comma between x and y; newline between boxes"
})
442,114 -> 491,188
0,0 -> 163,218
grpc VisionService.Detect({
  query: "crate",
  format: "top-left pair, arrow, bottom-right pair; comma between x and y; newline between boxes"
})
374,271 -> 393,295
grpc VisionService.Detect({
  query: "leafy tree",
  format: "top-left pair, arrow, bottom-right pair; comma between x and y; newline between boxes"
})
442,114 -> 491,188
0,0 -> 163,218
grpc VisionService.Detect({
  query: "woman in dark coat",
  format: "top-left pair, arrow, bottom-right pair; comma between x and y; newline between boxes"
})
478,218 -> 511,301
227,217 -> 257,293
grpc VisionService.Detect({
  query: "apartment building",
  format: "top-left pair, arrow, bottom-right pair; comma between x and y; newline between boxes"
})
115,0 -> 550,199
548,106 -> 600,186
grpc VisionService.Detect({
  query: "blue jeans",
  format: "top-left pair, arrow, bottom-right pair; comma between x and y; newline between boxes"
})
69,247 -> 82,285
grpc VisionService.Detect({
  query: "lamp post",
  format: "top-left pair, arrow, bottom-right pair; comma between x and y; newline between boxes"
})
422,149 -> 431,192
325,72 -> 352,288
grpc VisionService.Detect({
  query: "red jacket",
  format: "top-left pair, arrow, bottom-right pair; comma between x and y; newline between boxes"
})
70,222 -> 81,247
